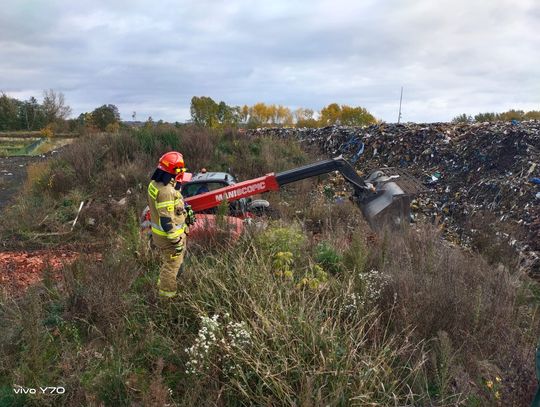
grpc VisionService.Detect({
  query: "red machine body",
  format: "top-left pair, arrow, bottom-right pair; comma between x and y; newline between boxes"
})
184,174 -> 280,212
183,174 -> 279,241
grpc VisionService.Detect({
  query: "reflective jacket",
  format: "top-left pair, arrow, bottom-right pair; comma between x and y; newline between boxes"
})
147,179 -> 186,245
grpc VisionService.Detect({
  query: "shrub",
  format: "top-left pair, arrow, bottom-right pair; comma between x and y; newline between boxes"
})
315,241 -> 343,274
342,230 -> 369,273
176,125 -> 217,171
40,126 -> 54,138
255,223 -> 306,255
174,242 -> 429,405
23,160 -> 51,194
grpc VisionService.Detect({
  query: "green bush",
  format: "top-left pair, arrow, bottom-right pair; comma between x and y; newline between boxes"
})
315,241 -> 343,274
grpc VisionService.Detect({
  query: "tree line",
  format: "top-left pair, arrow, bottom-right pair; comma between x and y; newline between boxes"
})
0,90 -> 71,132
190,96 -> 378,128
452,109 -> 540,124
0,90 -> 121,134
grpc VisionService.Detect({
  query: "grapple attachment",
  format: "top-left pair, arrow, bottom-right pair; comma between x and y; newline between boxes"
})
356,168 -> 423,230
274,156 -> 424,232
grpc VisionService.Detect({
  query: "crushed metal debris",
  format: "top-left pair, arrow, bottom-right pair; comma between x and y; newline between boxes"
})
249,121 -> 540,274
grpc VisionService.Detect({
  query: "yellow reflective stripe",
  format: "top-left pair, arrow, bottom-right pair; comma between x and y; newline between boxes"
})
148,183 -> 159,199
166,226 -> 185,239
152,227 -> 168,237
151,225 -> 186,238
172,224 -> 186,233
156,200 -> 175,208
159,289 -> 176,298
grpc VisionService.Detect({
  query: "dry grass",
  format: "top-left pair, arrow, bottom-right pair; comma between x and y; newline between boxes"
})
364,225 -> 539,403
0,126 -> 539,406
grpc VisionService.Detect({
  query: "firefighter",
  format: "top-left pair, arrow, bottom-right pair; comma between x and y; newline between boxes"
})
147,151 -> 194,298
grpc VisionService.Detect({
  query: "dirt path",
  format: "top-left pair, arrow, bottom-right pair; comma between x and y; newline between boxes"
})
0,155 -> 46,210
0,152 -> 70,294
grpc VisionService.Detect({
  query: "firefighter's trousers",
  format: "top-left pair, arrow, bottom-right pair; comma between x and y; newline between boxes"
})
154,234 -> 186,298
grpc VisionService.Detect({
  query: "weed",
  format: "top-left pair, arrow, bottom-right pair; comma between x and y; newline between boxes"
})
256,223 -> 306,255
272,251 -> 294,279
315,241 -> 343,274
343,230 -> 369,273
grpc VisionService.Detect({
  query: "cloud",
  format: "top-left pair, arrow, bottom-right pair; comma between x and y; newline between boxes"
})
1,0 -> 538,122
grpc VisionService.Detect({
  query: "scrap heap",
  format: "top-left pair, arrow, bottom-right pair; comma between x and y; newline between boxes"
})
249,122 -> 540,275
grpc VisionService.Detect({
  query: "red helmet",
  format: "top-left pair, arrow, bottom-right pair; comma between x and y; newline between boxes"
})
157,151 -> 185,174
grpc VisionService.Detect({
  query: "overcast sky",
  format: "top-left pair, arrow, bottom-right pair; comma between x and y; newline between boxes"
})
1,0 -> 539,123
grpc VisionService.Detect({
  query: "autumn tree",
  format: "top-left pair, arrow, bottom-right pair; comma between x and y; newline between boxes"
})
320,103 -> 376,126
190,96 -> 219,127
245,103 -> 293,127
190,96 -> 242,128
240,105 -> 249,124
319,103 -> 342,125
276,105 -> 293,126
474,112 -> 497,122
294,108 -> 318,128
340,106 -> 376,126
452,113 -> 473,124
190,97 -> 377,128
498,110 -> 525,122
474,110 -> 540,123
217,101 -> 241,126
0,91 -> 72,131
524,110 -> 540,120
248,103 -> 270,127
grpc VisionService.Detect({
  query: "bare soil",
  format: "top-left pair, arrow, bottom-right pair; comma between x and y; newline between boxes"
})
0,250 -> 78,293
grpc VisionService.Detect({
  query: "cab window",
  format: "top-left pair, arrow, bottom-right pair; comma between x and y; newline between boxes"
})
182,182 -> 228,198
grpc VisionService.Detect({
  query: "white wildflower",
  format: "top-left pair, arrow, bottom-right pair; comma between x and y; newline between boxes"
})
226,321 -> 252,349
342,292 -> 361,315
184,314 -> 253,377
358,269 -> 390,305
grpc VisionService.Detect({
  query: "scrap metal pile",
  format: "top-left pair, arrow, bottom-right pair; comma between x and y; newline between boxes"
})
249,122 -> 540,274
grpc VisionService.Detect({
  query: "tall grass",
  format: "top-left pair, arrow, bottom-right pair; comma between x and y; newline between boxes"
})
0,125 -> 539,405
1,220 -> 537,405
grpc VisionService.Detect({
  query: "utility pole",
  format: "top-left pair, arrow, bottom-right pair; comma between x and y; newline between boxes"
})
397,86 -> 403,124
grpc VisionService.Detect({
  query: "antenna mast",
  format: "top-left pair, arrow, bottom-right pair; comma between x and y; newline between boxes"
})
397,86 -> 403,124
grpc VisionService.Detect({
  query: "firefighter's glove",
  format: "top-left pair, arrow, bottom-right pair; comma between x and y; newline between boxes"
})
185,205 -> 196,226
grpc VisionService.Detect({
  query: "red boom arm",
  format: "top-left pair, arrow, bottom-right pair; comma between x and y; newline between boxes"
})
185,174 -> 280,212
